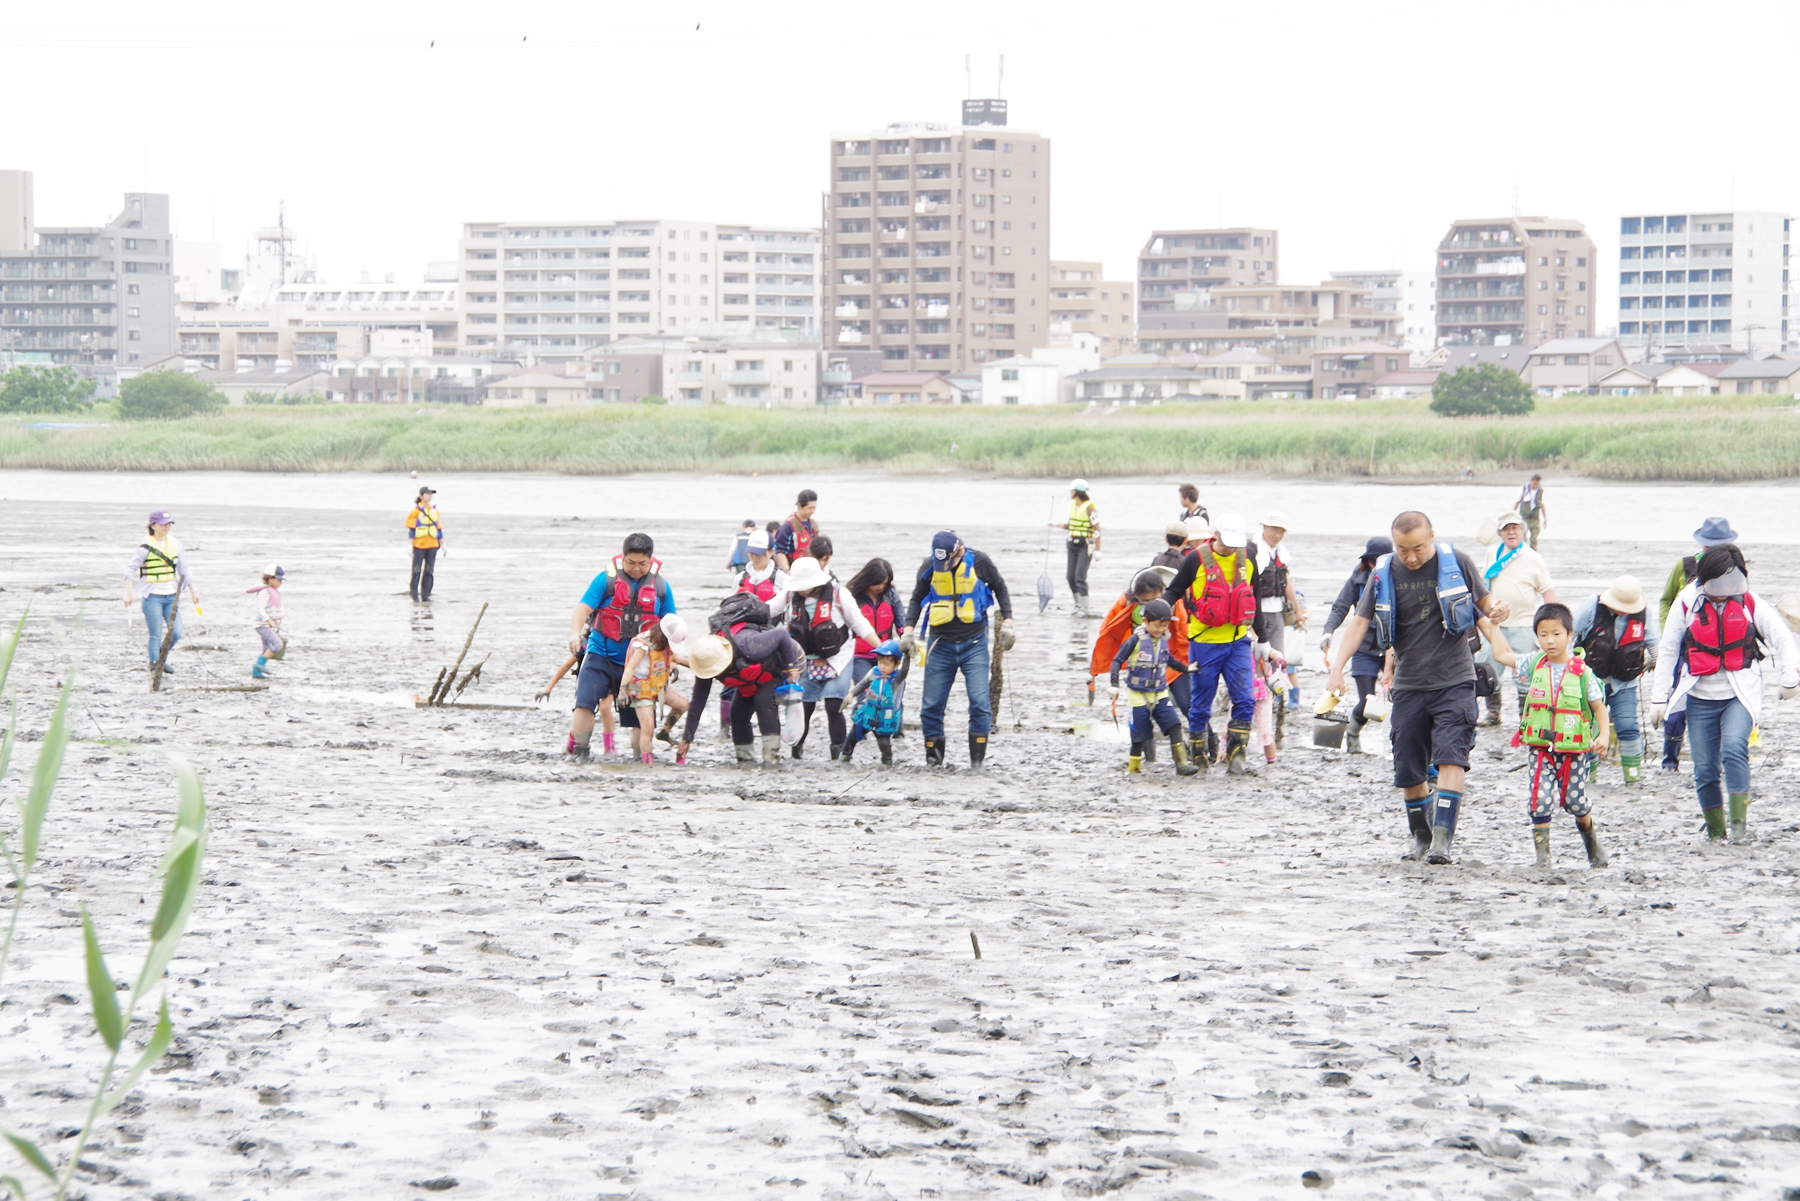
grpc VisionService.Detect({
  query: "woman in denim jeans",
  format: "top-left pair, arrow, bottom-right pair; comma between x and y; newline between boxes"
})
124,510 -> 201,673
1651,544 -> 1798,843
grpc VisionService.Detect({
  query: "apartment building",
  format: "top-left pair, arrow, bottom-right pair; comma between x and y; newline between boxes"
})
1434,216 -> 1596,347
1048,260 -> 1133,356
1616,211 -> 1789,355
178,281 -> 460,371
456,219 -> 821,360
0,171 -> 175,386
1137,228 -> 1278,317
822,103 -> 1052,374
1136,281 -> 1399,366
582,336 -> 821,405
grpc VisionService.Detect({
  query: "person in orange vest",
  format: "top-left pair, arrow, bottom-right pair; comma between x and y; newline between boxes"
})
406,487 -> 444,602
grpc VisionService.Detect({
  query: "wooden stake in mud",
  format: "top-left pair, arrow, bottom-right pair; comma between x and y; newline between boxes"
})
432,602 -> 487,706
150,592 -> 182,693
970,932 -> 982,960
450,652 -> 491,704
425,667 -> 447,706
989,626 -> 1006,724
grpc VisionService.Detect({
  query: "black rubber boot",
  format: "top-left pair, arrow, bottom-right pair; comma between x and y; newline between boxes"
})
1533,826 -> 1551,867
924,736 -> 945,767
1578,821 -> 1608,866
1188,734 -> 1210,773
877,735 -> 893,766
968,733 -> 988,771
1400,805 -> 1432,860
570,740 -> 592,765
837,740 -> 856,764
1171,738 -> 1198,777
829,741 -> 844,764
1479,693 -> 1501,727
1345,717 -> 1365,755
1224,722 -> 1251,775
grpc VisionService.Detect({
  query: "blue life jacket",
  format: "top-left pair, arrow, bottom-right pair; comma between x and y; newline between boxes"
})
1371,543 -> 1475,651
921,549 -> 996,629
854,668 -> 904,735
1123,634 -> 1172,693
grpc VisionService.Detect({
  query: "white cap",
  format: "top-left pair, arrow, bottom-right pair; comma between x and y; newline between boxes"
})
660,613 -> 689,655
747,530 -> 771,552
261,563 -> 285,579
1261,510 -> 1292,531
1070,478 -> 1090,492
784,557 -> 833,592
1212,513 -> 1248,548
1495,510 -> 1526,531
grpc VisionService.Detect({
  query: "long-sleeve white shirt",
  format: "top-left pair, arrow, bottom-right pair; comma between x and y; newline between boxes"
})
1651,583 -> 1798,725
766,580 -> 879,676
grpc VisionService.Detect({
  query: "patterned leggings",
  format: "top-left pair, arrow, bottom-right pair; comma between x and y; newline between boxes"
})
1527,748 -> 1593,826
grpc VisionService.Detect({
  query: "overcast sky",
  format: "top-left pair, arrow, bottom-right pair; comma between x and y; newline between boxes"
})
8,0 -> 1796,320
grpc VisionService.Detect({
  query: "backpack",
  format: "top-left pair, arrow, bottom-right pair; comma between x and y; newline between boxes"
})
708,592 -> 771,636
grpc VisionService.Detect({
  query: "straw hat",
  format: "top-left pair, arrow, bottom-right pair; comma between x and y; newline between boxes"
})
784,557 -> 833,592
1182,520 -> 1208,543
688,634 -> 734,679
1599,575 -> 1645,613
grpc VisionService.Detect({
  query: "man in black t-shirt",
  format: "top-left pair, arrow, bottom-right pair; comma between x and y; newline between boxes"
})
1326,510 -> 1513,864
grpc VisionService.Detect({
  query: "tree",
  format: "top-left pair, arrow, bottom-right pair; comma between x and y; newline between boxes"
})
1429,362 -> 1534,417
117,371 -> 227,421
0,364 -> 96,414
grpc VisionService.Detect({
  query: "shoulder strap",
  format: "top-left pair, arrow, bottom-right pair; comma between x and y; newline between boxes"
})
141,543 -> 178,569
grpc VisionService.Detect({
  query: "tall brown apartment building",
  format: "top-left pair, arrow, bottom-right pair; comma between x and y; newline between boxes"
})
1138,228 -> 1278,317
1434,216 -> 1596,346
822,102 -> 1051,373
1048,260 -> 1133,356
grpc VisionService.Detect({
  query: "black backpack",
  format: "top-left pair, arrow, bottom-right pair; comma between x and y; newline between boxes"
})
708,592 -> 771,636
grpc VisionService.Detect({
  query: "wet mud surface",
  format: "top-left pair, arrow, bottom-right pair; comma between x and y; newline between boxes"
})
1,482 -> 1799,1199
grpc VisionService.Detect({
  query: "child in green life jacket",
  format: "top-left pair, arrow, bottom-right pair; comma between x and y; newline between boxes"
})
1516,602 -> 1611,868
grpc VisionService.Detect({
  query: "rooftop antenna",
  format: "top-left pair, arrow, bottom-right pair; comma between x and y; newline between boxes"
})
965,53 -> 971,97
1511,169 -> 1519,218
997,54 -> 1004,96
278,201 -> 287,286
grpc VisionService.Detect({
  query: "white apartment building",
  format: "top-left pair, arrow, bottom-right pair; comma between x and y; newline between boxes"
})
456,219 -> 820,359
1617,211 -> 1789,355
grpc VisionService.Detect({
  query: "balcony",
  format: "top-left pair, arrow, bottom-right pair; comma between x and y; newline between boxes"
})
837,330 -> 864,343
924,303 -> 950,318
1474,260 -> 1526,276
676,370 -> 705,383
724,369 -> 770,384
834,303 -> 868,317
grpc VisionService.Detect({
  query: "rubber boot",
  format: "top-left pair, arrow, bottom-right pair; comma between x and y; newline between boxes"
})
829,741 -> 844,764
570,738 -> 592,765
1479,692 -> 1501,727
1702,806 -> 1727,841
760,734 -> 782,769
1661,734 -> 1683,773
1426,792 -> 1461,865
1401,804 -> 1433,861
602,731 -> 616,755
1728,793 -> 1750,844
656,715 -> 678,746
924,736 -> 945,767
877,735 -> 892,766
1143,737 -> 1156,764
1127,754 -> 1142,774
252,655 -> 269,679
838,739 -> 857,764
968,733 -> 988,771
1224,722 -> 1251,775
1345,717 -> 1365,755
1188,734 -> 1210,774
1532,826 -> 1551,867
1171,738 -> 1199,777
1621,755 -> 1641,786
733,743 -> 756,769
1578,820 -> 1608,867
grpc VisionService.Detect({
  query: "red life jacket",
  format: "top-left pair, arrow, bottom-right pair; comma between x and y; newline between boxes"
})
1579,602 -> 1648,680
1192,549 -> 1256,629
717,628 -> 774,695
592,556 -> 663,643
1683,594 -> 1762,677
790,590 -> 849,659
738,568 -> 778,602
855,594 -> 897,658
786,515 -> 815,559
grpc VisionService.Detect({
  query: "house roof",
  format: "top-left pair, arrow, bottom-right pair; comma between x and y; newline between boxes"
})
1671,360 -> 1732,377
1527,338 -> 1620,356
1433,345 -> 1531,373
1715,357 -> 1800,379
1371,370 -> 1438,385
1596,365 -> 1658,384
852,371 -> 952,386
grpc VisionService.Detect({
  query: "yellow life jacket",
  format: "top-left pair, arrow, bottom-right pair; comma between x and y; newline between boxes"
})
410,505 -> 442,546
925,551 -> 992,627
139,537 -> 180,584
632,643 -> 673,701
1068,498 -> 1096,539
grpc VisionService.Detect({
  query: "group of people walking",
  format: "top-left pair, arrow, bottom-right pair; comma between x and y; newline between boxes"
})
125,475 -> 1799,870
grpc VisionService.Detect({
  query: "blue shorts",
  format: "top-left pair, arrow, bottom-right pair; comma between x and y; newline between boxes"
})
573,654 -> 638,726
1390,682 -> 1476,788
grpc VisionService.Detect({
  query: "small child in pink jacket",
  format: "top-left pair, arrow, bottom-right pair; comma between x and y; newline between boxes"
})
246,564 -> 286,679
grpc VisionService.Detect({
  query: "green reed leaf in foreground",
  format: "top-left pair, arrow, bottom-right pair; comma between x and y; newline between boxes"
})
100,999 -> 173,1115
133,757 -> 206,995
0,611 -> 23,697
1,1132 -> 52,1179
20,672 -> 72,874
79,907 -> 122,1053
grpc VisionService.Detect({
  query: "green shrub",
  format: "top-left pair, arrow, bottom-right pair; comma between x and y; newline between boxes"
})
117,371 -> 227,421
640,394 -> 669,405
1429,363 -> 1534,417
242,390 -> 278,406
0,365 -> 96,414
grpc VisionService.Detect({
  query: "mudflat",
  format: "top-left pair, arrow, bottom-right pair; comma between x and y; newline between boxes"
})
2,481 -> 1798,1199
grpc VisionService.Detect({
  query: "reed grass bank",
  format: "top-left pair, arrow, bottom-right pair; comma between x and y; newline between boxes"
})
3,395 -> 1796,481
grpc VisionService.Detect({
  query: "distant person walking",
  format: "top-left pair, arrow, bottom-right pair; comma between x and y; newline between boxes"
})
1252,511 -> 1307,706
1320,536 -> 1393,754
1177,483 -> 1208,528
1477,510 -> 1556,724
1656,516 -> 1737,772
1324,511 -> 1513,863
1515,473 -> 1547,548
773,490 -> 820,573
1651,543 -> 1798,843
406,487 -> 443,602
1050,479 -> 1101,616
1152,522 -> 1190,571
124,510 -> 201,674
726,519 -> 756,573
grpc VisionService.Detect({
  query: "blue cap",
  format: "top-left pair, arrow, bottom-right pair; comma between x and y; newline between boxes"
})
873,638 -> 903,657
931,531 -> 960,562
1694,517 -> 1737,547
